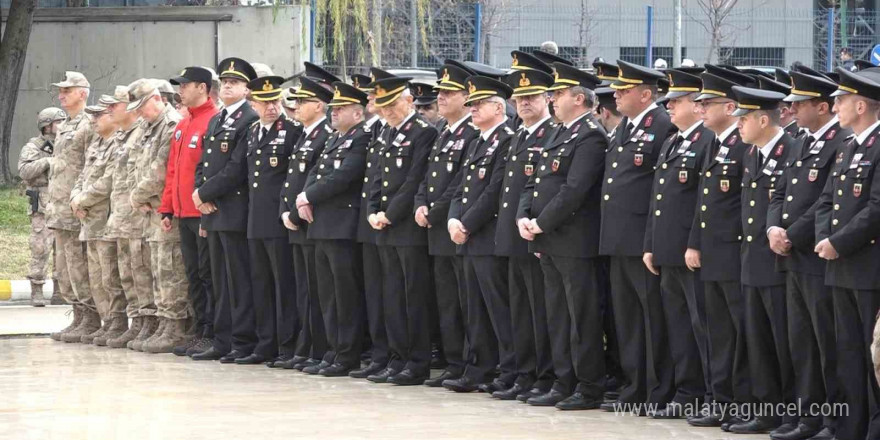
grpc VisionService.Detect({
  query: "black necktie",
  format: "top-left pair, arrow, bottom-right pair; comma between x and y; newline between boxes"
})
625,122 -> 635,139
260,127 -> 268,141
220,109 -> 228,124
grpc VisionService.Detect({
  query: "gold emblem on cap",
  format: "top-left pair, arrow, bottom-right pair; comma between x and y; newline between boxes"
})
442,69 -> 450,83
668,73 -> 674,87
519,73 -> 531,87
553,71 -> 560,82
468,81 -> 477,94
353,77 -> 360,88
334,87 -> 342,100
262,79 -> 273,91
180,69 -> 187,76
512,53 -> 519,67
375,85 -> 386,96
229,61 -> 236,72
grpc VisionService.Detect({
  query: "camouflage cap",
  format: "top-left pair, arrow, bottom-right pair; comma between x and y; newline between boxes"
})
84,102 -> 110,115
100,85 -> 131,105
51,71 -> 90,88
37,107 -> 66,130
126,78 -> 159,112
153,79 -> 175,95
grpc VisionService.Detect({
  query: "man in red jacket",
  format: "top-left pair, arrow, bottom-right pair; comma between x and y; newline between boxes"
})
159,67 -> 219,356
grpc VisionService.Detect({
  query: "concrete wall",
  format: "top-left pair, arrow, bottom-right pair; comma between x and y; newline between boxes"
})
7,5 -> 309,176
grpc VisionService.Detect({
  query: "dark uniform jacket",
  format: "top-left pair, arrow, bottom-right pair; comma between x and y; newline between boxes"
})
644,122 -> 714,267
517,113 -> 607,258
357,119 -> 386,244
740,130 -> 796,287
495,117 -> 559,257
196,101 -> 259,232
368,113 -> 439,247
687,127 -> 749,281
304,121 -> 369,241
599,105 -> 677,257
815,122 -> 880,290
280,119 -> 329,244
448,122 -> 514,256
767,120 -> 850,276
247,115 -> 300,239
414,116 -> 480,256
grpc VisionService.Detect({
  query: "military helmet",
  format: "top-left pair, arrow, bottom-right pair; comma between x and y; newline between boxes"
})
37,107 -> 66,130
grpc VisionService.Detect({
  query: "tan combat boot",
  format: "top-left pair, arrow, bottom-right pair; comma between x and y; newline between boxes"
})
129,315 -> 158,351
50,278 -> 64,305
61,307 -> 101,343
30,282 -> 46,307
132,317 -> 165,352
81,315 -> 109,344
51,305 -> 82,341
108,316 -> 141,349
94,315 -> 129,346
143,318 -> 187,354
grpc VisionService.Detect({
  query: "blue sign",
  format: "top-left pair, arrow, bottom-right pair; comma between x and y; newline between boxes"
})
871,44 -> 880,66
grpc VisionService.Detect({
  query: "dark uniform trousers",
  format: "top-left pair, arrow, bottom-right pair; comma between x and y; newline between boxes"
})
358,120 -> 388,366
248,237 -> 294,358
416,119 -> 480,375
691,131 -> 752,410
814,125 -> 880,440
179,217 -> 213,337
196,104 -> 260,356
453,124 -> 516,385
598,256 -> 625,387
281,121 -> 330,362
369,115 -> 438,375
768,125 -> 849,428
601,107 -> 677,405
741,135 -> 796,423
495,122 -> 557,390
314,239 -> 363,367
646,126 -> 715,406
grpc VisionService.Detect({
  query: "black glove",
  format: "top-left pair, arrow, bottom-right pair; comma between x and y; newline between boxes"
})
25,190 -> 39,214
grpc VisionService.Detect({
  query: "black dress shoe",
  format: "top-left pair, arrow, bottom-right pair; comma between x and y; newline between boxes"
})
556,392 -> 603,410
516,387 -> 546,402
319,363 -> 354,377
478,378 -> 508,393
294,358 -> 321,371
528,390 -> 569,406
424,370 -> 460,387
388,369 -> 428,386
267,354 -> 295,368
442,376 -> 480,392
804,427 -> 834,440
219,350 -> 248,364
275,355 -> 309,369
367,367 -> 399,383
771,422 -> 820,440
721,416 -> 747,432
600,401 -> 620,412
192,347 -> 228,361
235,353 -> 268,365
603,390 -> 620,402
730,418 -> 779,434
492,383 -> 529,400
350,362 -> 385,379
186,338 -> 213,357
687,412 -> 723,427
303,360 -> 332,374
651,403 -> 686,419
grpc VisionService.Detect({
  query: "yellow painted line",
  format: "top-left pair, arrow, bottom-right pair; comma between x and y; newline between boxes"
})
0,280 -> 11,301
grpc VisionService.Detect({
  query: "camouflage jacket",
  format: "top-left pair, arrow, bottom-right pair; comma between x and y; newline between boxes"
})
17,135 -> 54,214
129,105 -> 181,242
71,133 -> 117,241
46,111 -> 92,231
103,121 -> 145,240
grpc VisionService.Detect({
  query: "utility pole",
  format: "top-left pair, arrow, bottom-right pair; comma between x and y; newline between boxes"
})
372,0 -> 383,67
410,0 -> 418,67
673,0 -> 682,67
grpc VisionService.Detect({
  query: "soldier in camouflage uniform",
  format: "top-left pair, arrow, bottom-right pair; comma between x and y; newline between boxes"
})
17,107 -> 66,307
46,72 -> 101,343
102,84 -> 154,349
128,79 -> 189,354
70,98 -> 127,345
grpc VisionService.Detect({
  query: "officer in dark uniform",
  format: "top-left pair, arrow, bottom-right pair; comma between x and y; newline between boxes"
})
350,76 -> 390,380
814,68 -> 880,440
726,85 -> 797,434
242,75 -> 302,365
366,75 -> 439,385
414,63 -> 480,387
600,60 -> 677,411
516,63 -> 608,410
442,75 -> 516,393
411,82 -> 442,128
297,82 -> 371,376
279,77 -> 334,372
686,67 -> 755,428
767,70 -> 849,440
532,50 -> 574,68
642,69 -> 714,418
303,61 -> 341,88
775,68 -> 802,138
448,60 -> 519,126
483,68 -> 558,401
191,58 -> 261,363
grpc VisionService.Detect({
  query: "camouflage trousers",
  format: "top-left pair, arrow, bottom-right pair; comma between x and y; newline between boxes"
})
87,240 -> 127,320
149,240 -> 190,320
117,238 -> 156,318
53,229 -> 95,311
27,212 -> 53,283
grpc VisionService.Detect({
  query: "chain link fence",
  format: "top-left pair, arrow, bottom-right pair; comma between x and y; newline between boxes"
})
813,7 -> 878,71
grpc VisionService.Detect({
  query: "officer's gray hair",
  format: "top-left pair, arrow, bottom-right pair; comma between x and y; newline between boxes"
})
569,86 -> 597,109
640,84 -> 658,99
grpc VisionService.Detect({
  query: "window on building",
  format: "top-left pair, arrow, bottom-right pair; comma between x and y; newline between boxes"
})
619,47 -> 688,66
719,47 -> 786,67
